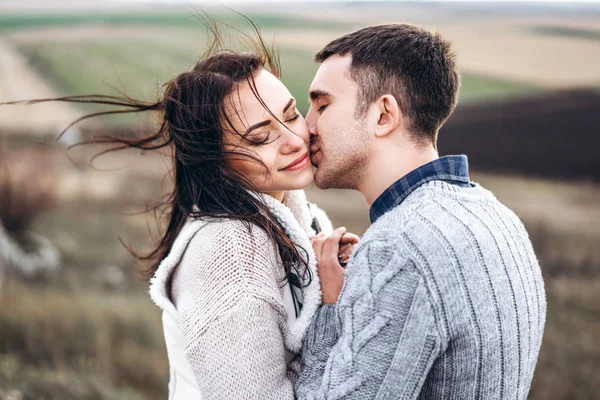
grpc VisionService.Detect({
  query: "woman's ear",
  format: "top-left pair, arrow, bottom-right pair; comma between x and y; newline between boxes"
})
374,95 -> 401,138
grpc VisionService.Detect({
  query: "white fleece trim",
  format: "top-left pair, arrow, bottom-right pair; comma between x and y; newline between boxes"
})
284,190 -> 316,237
149,190 -> 324,353
149,218 -> 208,316
262,190 -> 322,352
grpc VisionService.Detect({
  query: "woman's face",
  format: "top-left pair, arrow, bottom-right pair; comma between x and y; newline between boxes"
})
223,69 -> 313,200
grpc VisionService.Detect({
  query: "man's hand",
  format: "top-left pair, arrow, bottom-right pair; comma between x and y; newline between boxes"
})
338,231 -> 360,266
311,228 -> 360,304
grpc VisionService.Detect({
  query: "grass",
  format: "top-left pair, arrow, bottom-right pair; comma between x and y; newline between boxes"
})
530,279 -> 600,400
20,39 -> 198,98
459,72 -> 539,104
0,280 -> 167,400
0,12 -> 353,32
529,25 -> 600,43
0,151 -> 167,397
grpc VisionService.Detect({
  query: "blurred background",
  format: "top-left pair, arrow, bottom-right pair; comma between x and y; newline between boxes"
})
0,0 -> 599,399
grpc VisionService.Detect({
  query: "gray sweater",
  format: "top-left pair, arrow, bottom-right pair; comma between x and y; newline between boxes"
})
297,181 -> 546,399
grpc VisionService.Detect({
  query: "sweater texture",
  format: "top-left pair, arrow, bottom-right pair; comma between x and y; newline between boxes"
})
297,181 -> 547,400
150,190 -> 332,399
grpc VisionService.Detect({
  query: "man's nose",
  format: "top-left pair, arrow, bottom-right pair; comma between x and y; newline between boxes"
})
305,105 -> 318,136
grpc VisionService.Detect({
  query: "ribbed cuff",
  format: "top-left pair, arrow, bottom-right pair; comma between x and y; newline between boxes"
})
304,304 -> 339,352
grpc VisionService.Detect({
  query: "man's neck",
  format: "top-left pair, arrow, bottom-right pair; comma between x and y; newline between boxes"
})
358,146 -> 439,206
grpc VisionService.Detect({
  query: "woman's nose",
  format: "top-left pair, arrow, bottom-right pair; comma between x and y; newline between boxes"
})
280,129 -> 305,154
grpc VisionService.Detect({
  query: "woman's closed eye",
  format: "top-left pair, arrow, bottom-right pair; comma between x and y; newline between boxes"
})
247,132 -> 276,146
285,113 -> 301,123
317,104 -> 328,113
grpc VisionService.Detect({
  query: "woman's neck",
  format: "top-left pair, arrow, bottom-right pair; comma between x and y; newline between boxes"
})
266,191 -> 287,202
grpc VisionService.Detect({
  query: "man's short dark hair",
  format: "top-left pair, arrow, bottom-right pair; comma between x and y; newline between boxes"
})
315,24 -> 460,146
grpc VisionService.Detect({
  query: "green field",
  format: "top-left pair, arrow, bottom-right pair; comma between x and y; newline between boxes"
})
0,12 -> 353,32
17,37 -> 539,125
18,39 -> 320,116
2,10 -> 542,125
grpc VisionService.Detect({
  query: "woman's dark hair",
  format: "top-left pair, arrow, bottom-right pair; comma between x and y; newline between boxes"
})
4,16 -> 311,285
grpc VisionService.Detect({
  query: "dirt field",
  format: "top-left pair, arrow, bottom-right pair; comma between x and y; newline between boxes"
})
439,88 -> 600,181
0,36 -> 83,138
297,5 -> 600,88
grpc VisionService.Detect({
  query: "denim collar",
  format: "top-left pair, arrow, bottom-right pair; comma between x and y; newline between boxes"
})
369,155 -> 472,223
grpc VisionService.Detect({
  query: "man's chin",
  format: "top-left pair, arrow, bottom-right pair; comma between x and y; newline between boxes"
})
313,168 -> 330,190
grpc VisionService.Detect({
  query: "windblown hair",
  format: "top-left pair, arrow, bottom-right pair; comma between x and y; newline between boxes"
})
4,16 -> 311,284
315,24 -> 460,147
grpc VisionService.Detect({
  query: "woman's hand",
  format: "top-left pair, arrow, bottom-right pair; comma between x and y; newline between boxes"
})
311,228 -> 360,304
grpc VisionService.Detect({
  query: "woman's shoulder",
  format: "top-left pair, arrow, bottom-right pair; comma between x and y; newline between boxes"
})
184,218 -> 277,263
173,217 -> 285,302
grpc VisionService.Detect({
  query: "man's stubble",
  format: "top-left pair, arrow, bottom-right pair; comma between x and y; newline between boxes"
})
314,118 -> 372,191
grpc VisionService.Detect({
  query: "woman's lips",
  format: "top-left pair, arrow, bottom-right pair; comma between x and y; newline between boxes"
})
281,152 -> 310,171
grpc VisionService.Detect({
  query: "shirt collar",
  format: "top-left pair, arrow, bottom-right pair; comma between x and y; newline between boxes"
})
369,155 -> 471,223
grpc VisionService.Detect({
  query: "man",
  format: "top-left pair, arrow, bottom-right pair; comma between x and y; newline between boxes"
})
296,24 -> 546,399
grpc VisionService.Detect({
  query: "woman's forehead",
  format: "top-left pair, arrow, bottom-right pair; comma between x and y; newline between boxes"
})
226,70 -> 293,128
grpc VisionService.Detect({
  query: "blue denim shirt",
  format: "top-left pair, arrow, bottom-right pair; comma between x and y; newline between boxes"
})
370,155 -> 473,223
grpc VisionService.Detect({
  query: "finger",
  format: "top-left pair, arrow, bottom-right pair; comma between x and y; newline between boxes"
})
338,244 -> 354,262
340,232 -> 360,245
339,241 -> 357,257
338,243 -> 353,256
322,227 -> 346,265
312,235 -> 327,262
310,232 -> 326,245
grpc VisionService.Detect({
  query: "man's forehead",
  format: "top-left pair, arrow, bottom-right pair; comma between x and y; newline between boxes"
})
310,54 -> 353,95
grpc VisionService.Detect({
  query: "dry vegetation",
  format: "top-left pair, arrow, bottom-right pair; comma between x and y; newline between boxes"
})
0,145 -> 57,237
0,140 -> 168,399
1,137 -> 599,398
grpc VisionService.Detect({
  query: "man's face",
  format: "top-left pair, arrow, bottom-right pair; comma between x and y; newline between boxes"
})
306,55 -> 372,190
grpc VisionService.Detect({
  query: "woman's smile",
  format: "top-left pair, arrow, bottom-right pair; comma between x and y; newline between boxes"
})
280,152 -> 310,172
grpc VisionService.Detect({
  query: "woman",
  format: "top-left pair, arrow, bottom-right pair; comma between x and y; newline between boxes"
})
146,49 -> 350,398
4,21 -> 357,398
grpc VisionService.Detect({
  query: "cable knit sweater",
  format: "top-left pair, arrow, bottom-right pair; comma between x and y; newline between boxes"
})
150,190 -> 333,400
297,181 -> 547,399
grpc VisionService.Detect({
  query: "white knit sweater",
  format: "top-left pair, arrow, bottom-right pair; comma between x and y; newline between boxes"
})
150,190 -> 333,399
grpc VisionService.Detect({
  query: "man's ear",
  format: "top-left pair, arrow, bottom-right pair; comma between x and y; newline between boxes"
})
374,95 -> 401,138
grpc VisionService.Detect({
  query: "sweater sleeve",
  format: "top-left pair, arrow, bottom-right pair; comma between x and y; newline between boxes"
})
172,221 -> 296,400
181,295 -> 295,399
296,240 -> 445,399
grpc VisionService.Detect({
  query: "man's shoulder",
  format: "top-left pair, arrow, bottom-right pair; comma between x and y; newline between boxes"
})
357,183 -> 508,266
363,192 -> 439,241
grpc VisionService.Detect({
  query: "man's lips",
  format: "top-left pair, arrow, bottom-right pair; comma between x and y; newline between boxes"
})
310,148 -> 322,167
280,152 -> 309,171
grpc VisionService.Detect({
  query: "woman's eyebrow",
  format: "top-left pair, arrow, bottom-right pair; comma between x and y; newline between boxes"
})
283,98 -> 295,113
243,98 -> 295,136
243,119 -> 271,136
